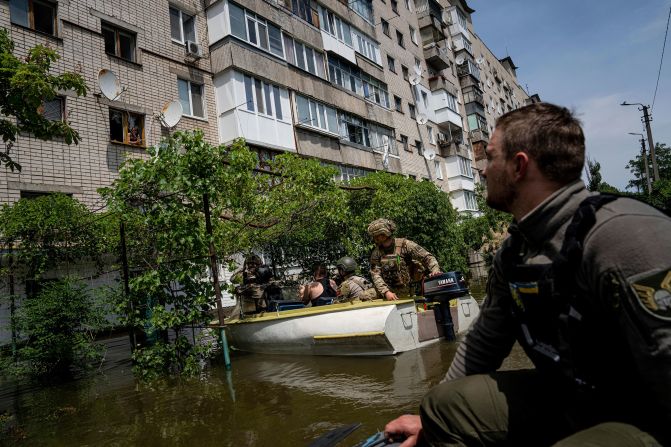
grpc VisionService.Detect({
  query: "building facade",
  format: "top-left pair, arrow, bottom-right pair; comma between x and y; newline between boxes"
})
1,0 -> 533,212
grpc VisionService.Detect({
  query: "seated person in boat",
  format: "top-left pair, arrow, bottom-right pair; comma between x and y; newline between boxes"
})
335,256 -> 378,302
368,218 -> 442,300
301,263 -> 338,306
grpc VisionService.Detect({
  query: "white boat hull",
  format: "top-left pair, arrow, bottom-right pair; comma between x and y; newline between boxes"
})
226,296 -> 480,356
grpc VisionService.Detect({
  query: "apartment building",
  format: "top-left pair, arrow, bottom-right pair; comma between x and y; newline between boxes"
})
0,0 -> 532,213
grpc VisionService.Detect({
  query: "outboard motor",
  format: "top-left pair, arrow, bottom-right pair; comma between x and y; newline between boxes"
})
421,271 -> 469,341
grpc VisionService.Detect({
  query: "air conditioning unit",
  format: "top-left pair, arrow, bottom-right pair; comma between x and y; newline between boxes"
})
185,40 -> 203,59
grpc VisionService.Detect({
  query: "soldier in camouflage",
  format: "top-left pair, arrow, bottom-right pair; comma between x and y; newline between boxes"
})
368,219 -> 441,300
336,257 -> 378,302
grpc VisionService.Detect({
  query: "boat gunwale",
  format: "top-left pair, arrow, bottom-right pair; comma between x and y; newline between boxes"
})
224,299 -> 417,325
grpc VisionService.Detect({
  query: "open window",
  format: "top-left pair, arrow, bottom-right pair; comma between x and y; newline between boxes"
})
38,97 -> 65,121
9,0 -> 57,35
109,109 -> 145,146
169,6 -> 196,44
102,22 -> 137,62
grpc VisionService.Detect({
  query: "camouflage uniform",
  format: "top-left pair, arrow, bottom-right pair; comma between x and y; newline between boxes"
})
338,275 -> 377,302
236,255 -> 266,313
368,219 -> 440,298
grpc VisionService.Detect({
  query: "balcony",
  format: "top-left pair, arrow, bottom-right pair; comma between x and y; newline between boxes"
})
462,89 -> 484,106
458,75 -> 480,90
469,129 -> 489,143
438,139 -> 469,158
424,43 -> 450,70
429,75 -> 458,97
457,60 -> 480,81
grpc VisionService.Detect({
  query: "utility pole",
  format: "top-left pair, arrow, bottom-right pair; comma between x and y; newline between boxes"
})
641,105 -> 659,182
622,102 -> 659,182
639,137 -> 653,195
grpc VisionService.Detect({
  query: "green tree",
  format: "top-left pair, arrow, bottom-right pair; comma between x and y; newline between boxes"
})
585,158 -> 620,193
626,143 -> 671,193
0,29 -> 88,172
102,131 -> 347,379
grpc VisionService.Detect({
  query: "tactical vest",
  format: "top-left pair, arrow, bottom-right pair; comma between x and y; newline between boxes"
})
501,194 -> 618,390
346,275 -> 378,301
379,238 -> 425,288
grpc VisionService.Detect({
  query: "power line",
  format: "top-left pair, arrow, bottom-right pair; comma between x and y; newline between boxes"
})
652,6 -> 671,111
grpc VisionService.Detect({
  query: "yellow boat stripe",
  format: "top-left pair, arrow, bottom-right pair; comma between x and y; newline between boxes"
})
314,331 -> 385,340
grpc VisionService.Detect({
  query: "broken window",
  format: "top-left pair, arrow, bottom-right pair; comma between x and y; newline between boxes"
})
102,22 -> 136,62
109,109 -> 145,146
9,0 -> 57,35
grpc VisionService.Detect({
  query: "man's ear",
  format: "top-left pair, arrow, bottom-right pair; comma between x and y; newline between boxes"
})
512,151 -> 529,180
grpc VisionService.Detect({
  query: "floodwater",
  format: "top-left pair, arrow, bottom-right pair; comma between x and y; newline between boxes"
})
0,334 -> 532,447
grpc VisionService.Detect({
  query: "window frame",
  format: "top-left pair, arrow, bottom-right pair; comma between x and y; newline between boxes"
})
387,55 -> 396,73
381,19 -> 390,37
396,30 -> 404,48
394,96 -> 403,113
109,108 -> 146,147
283,34 -> 326,79
177,79 -> 205,118
39,96 -> 65,122
102,22 -> 137,62
229,2 -> 284,58
400,134 -> 410,152
169,6 -> 197,45
295,94 -> 339,135
242,74 -> 286,121
409,25 -> 418,45
9,0 -> 58,36
434,160 -> 443,179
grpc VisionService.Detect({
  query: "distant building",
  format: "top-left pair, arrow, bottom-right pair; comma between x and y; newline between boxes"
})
1,0 -> 535,214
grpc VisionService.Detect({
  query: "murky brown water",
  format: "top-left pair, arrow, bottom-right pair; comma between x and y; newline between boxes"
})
0,336 -> 531,446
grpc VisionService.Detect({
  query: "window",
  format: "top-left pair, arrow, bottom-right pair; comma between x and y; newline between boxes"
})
409,104 -> 416,119
285,0 -> 320,26
351,28 -> 380,64
464,190 -> 478,210
242,74 -> 284,120
421,91 -> 428,108
109,109 -> 145,146
427,126 -> 435,144
434,160 -> 443,179
396,30 -> 404,48
404,0 -> 413,11
10,0 -> 57,35
328,55 -> 389,108
415,140 -> 423,154
458,156 -> 473,177
229,2 -> 283,58
319,6 -> 353,47
337,164 -> 370,182
102,23 -> 136,62
391,0 -> 398,13
409,26 -> 418,45
381,19 -> 390,37
402,65 -> 409,81
446,92 -> 458,111
394,96 -> 402,112
283,34 -> 326,78
177,79 -> 205,118
414,58 -> 422,74
38,97 -> 64,121
169,6 -> 196,44
387,55 -> 396,73
400,134 -> 409,152
339,112 -> 397,154
350,0 -> 373,23
296,95 -> 338,134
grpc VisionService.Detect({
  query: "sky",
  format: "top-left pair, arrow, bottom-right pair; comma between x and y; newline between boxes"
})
467,0 -> 671,191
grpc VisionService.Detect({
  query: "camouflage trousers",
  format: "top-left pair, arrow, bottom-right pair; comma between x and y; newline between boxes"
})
418,370 -> 663,446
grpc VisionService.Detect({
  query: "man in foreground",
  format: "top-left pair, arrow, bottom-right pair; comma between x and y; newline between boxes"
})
385,103 -> 671,445
368,218 -> 442,300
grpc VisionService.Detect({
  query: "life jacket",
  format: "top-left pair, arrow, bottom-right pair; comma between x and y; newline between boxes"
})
379,238 -> 426,288
501,194 -> 618,390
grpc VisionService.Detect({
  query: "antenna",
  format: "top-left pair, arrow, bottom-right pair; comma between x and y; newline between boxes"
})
413,65 -> 423,76
409,74 -> 421,86
159,100 -> 183,128
455,56 -> 465,65
98,69 -> 125,101
423,148 -> 436,161
416,113 -> 428,125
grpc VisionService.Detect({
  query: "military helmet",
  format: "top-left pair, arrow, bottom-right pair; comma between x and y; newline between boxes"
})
256,265 -> 273,284
336,257 -> 358,275
367,218 -> 397,238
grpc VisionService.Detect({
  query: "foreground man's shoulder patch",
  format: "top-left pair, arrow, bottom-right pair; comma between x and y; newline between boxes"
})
629,268 -> 671,321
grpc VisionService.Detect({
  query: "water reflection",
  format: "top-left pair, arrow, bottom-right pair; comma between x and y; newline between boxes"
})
0,338 -> 529,446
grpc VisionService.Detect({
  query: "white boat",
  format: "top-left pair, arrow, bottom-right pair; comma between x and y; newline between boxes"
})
225,296 -> 480,356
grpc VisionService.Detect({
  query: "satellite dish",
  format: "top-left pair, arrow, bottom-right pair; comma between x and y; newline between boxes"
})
476,57 -> 485,65
409,74 -> 421,86
416,114 -> 428,125
159,100 -> 183,128
455,56 -> 465,65
423,148 -> 436,161
413,64 -> 423,76
98,69 -> 123,100
441,9 -> 450,25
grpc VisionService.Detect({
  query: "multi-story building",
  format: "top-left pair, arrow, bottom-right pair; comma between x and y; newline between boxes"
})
0,0 -> 533,213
